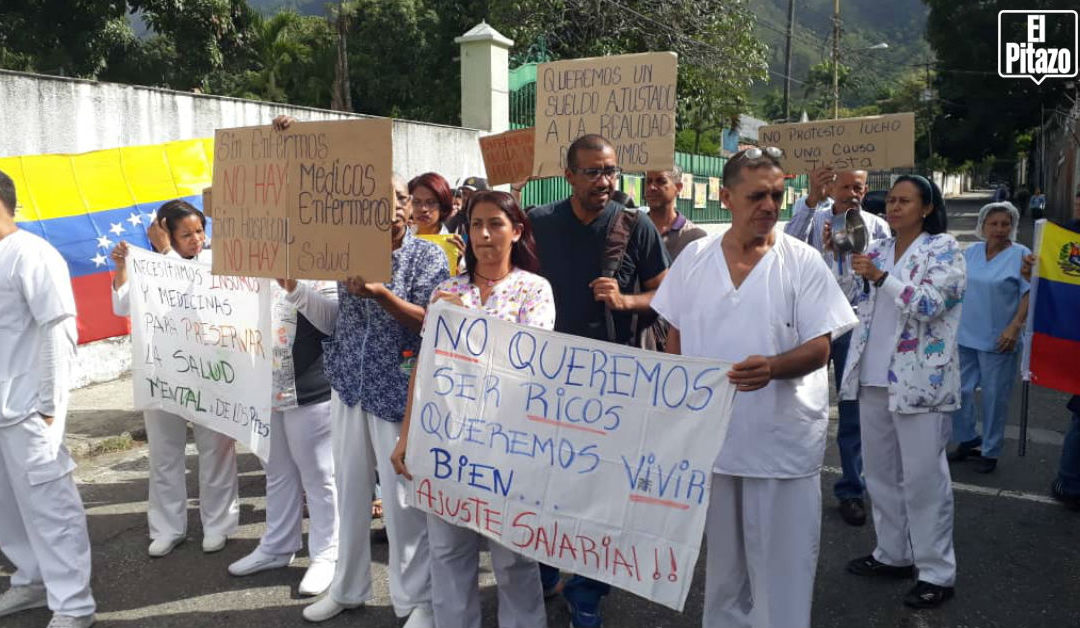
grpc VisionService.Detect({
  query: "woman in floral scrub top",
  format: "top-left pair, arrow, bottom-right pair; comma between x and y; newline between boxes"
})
392,191 -> 554,628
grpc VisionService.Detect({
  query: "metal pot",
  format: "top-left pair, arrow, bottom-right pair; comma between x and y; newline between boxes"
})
830,208 -> 869,255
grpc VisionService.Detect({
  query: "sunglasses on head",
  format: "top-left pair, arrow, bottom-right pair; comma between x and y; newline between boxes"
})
738,146 -> 784,161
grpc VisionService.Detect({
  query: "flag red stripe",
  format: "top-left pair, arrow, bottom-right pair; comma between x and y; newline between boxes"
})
71,272 -> 131,344
1030,332 -> 1080,396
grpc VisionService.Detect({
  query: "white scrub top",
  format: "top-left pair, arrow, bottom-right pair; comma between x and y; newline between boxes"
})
0,229 -> 77,427
957,242 -> 1030,353
859,239 -> 917,387
652,231 -> 858,478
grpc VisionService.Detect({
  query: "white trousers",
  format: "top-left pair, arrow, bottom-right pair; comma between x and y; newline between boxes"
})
859,386 -> 956,586
427,514 -> 546,628
0,415 -> 95,616
143,409 -> 239,541
259,401 -> 339,561
328,393 -> 431,617
703,473 -> 821,628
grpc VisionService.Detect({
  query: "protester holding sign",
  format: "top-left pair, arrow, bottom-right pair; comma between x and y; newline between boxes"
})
528,133 -> 669,627
110,200 -> 240,558
283,171 -> 448,627
785,166 -> 890,527
391,190 -> 554,628
0,170 -> 96,628
226,281 -> 340,596
651,147 -> 858,628
839,175 -> 964,609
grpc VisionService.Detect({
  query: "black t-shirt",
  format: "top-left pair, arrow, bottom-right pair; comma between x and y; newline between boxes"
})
530,199 -> 669,344
293,313 -> 331,406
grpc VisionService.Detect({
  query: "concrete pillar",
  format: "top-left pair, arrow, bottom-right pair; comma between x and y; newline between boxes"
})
455,22 -> 513,133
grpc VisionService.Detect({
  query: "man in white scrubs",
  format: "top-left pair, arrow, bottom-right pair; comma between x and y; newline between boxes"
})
0,170 -> 96,628
652,148 -> 857,628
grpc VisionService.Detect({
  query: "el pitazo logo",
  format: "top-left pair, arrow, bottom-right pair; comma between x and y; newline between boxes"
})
998,10 -> 1078,84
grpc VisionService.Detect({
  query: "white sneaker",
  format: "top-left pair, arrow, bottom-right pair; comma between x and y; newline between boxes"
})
302,596 -> 360,623
46,614 -> 96,628
202,534 -> 227,554
228,548 -> 293,576
0,584 -> 47,617
297,559 -> 336,596
403,606 -> 434,628
148,536 -> 185,558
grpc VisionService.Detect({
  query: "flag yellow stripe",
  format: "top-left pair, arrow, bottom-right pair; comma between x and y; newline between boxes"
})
1037,221 -> 1080,287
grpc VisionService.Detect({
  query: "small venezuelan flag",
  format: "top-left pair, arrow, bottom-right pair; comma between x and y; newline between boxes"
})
1028,220 -> 1080,395
0,139 -> 214,344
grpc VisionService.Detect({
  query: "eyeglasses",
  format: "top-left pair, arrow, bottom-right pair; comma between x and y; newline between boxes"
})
738,146 -> 784,161
572,166 -> 622,181
395,193 -> 411,205
411,198 -> 441,211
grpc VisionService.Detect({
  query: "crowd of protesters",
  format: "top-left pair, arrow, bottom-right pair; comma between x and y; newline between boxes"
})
2,119 -> 1080,628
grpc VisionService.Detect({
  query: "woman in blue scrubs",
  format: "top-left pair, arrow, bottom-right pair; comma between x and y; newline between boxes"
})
948,202 -> 1030,473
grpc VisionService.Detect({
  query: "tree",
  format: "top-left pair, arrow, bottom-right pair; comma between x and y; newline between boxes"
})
490,0 -> 768,152
923,0 -> 1072,169
0,0 -> 133,77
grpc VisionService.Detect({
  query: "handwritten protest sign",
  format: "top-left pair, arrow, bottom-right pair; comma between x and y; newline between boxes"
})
758,112 -> 915,174
211,118 -> 393,281
404,301 -> 736,610
479,128 -> 535,186
128,246 -> 273,461
534,52 -> 678,177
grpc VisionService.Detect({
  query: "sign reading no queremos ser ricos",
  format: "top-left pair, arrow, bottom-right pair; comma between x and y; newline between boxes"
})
533,52 -> 678,177
758,112 -> 915,175
128,246 -> 274,461
404,301 -> 736,610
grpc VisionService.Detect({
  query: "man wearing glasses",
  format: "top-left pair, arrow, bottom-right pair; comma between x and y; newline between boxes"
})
528,134 -> 669,627
652,147 -> 857,628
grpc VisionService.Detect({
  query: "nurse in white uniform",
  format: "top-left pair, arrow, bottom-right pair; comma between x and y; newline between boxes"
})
839,175 -> 964,609
651,147 -> 858,628
111,200 -> 240,557
0,169 -> 97,628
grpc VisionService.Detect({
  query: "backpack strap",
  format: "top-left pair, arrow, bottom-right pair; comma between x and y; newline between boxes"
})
601,207 -> 639,343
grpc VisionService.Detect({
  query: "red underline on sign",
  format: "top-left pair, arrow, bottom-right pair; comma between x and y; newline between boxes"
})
629,495 -> 691,510
435,349 -> 480,364
525,415 -> 608,436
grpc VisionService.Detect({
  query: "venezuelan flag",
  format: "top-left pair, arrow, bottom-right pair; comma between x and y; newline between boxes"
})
1029,220 -> 1080,395
0,139 -> 214,344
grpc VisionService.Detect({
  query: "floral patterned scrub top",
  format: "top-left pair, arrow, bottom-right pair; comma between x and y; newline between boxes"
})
430,268 -> 556,330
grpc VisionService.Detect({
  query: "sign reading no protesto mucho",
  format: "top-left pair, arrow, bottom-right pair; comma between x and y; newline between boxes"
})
758,112 -> 915,174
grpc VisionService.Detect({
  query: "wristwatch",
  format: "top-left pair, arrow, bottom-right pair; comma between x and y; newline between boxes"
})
873,271 -> 889,288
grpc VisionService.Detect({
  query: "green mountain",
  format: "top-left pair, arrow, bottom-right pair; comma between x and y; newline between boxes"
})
749,0 -> 931,120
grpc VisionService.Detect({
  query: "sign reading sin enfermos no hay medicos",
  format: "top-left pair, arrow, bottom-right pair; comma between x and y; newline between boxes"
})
404,302 -> 736,610
128,246 -> 274,461
757,112 -> 916,175
211,118 -> 394,282
533,52 -> 678,178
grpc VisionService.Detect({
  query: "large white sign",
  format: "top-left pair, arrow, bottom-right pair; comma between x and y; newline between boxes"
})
128,246 -> 274,461
404,302 -> 736,610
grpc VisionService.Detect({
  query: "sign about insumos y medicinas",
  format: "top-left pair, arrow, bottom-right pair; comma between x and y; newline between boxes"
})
533,52 -> 678,178
128,246 -> 274,461
404,301 -> 736,610
210,118 -> 394,281
758,112 -> 915,175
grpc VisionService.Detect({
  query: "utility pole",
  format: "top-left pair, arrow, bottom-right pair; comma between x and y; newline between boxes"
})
925,59 -> 932,166
832,0 -> 840,119
783,0 -> 796,122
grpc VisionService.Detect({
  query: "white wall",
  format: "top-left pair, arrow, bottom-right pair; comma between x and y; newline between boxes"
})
0,69 -> 487,388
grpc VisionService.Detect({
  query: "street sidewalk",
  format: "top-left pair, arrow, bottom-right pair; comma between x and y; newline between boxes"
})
66,374 -> 145,458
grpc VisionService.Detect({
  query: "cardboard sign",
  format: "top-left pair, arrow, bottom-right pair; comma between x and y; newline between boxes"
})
210,118 -> 394,281
757,112 -> 915,174
479,128 -> 536,186
405,302 -> 736,610
534,52 -> 678,177
127,246 -> 273,461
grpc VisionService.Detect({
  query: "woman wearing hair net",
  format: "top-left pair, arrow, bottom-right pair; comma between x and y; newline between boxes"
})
947,202 -> 1030,474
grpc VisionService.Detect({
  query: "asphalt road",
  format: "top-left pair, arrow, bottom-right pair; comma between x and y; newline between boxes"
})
4,191 -> 1078,628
